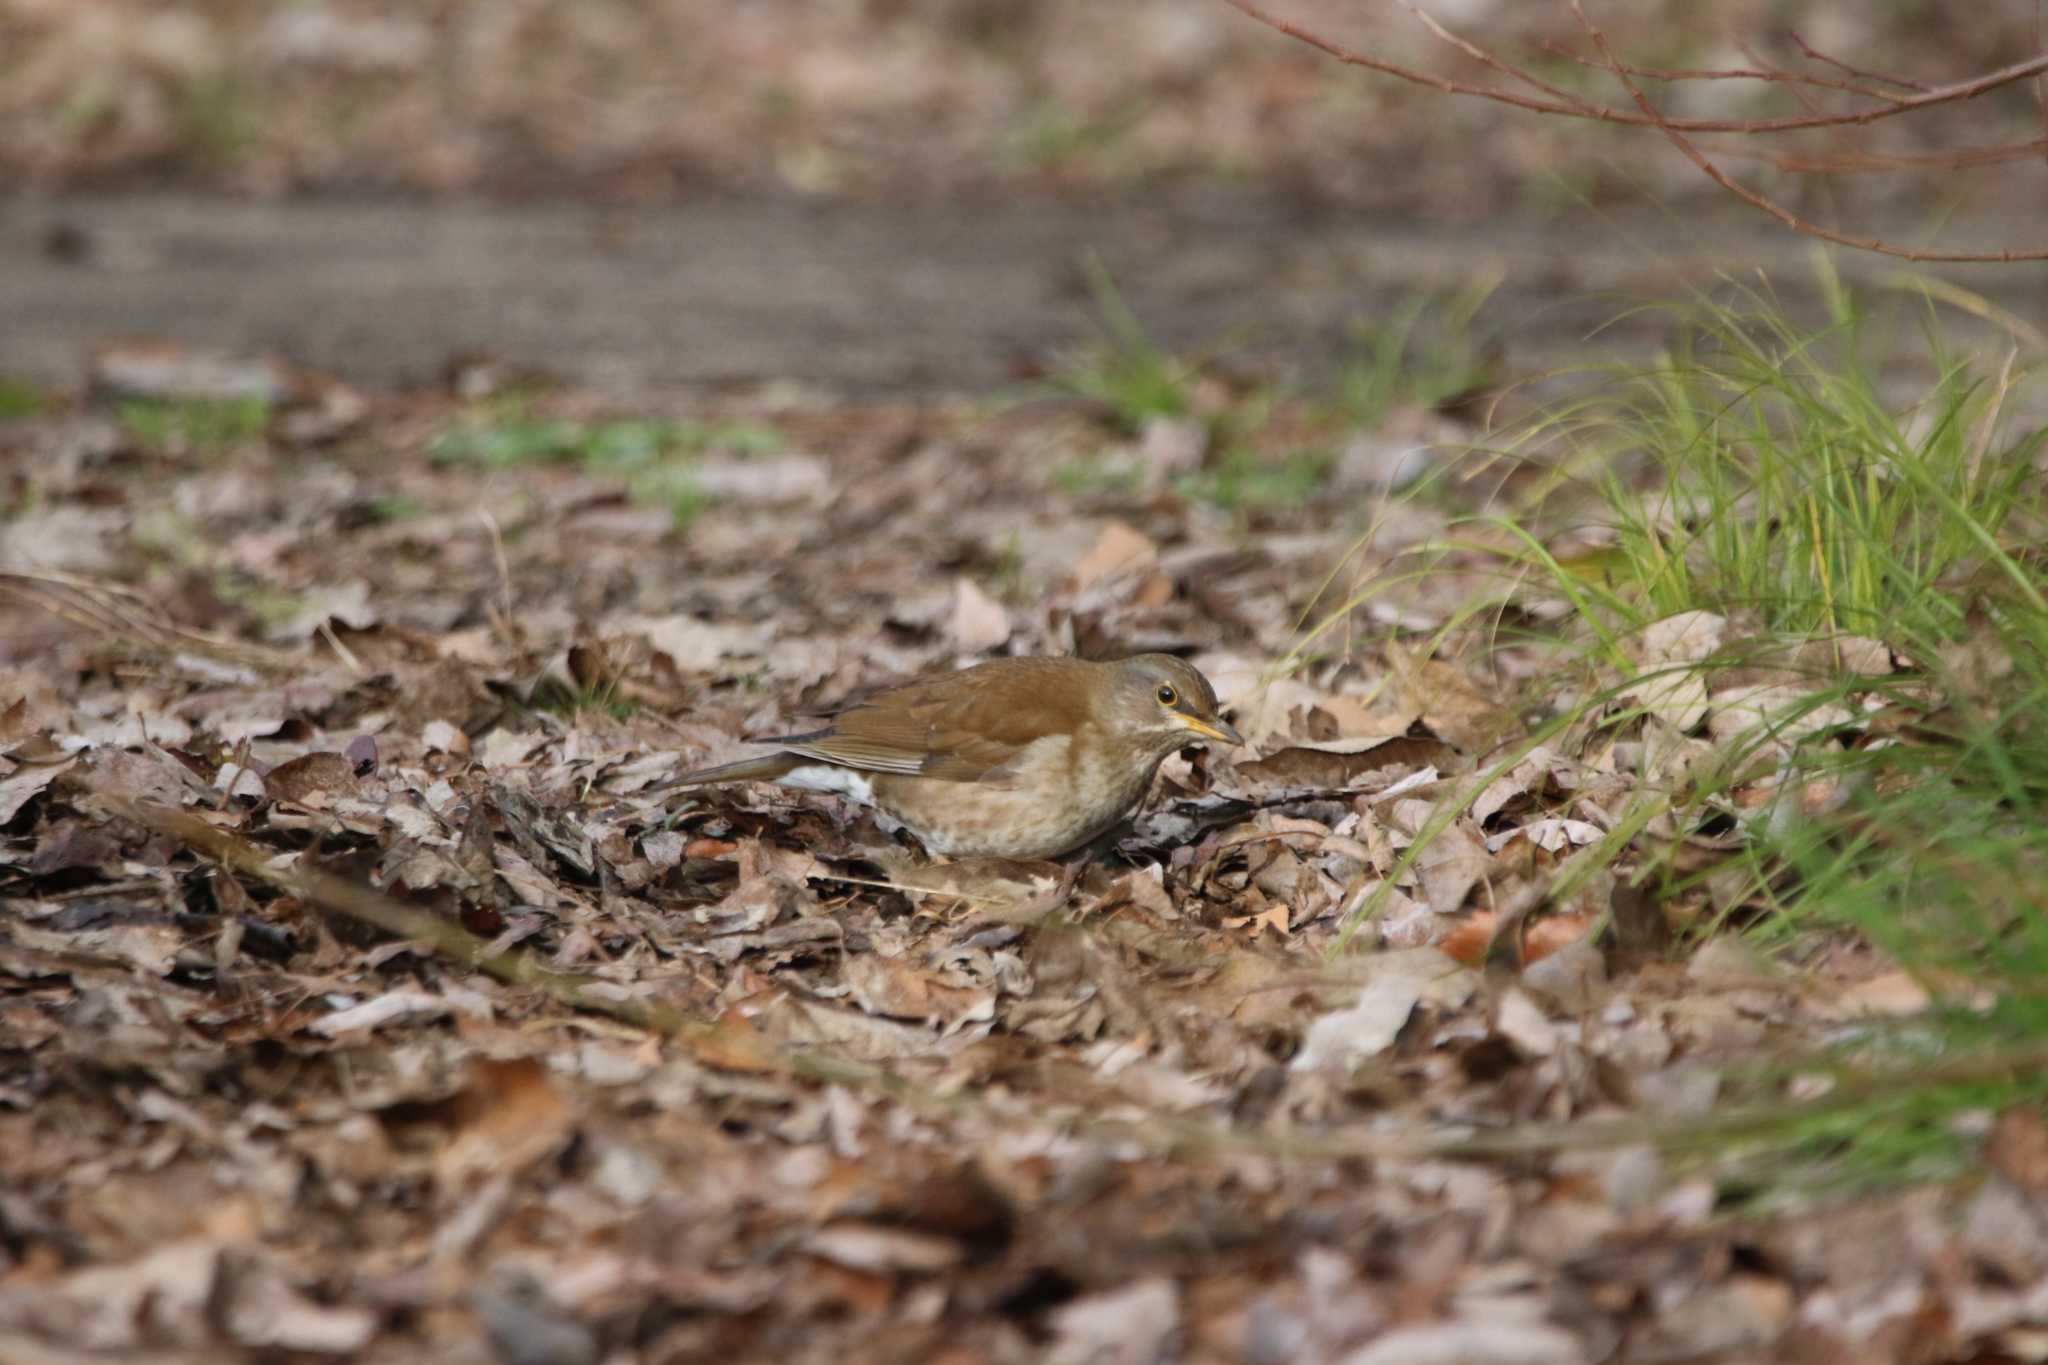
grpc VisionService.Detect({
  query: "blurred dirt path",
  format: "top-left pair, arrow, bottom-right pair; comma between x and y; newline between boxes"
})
0,190 -> 2036,392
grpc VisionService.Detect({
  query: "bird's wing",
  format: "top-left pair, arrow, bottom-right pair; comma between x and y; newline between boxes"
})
769,659 -> 1092,784
774,731 -> 930,776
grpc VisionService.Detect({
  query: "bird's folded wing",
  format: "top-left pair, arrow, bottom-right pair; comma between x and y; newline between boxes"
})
776,735 -> 929,775
776,688 -> 1072,784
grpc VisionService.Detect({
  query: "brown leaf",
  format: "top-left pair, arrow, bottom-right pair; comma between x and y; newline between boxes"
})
1619,610 -> 1726,731
804,1222 -> 965,1273
688,1008 -> 786,1073
1222,892 -> 1291,938
1414,818 -> 1490,914
0,755 -> 74,823
1436,913 -> 1496,967
1233,735 -> 1450,794
1986,1107 -> 2048,1200
433,1057 -> 576,1190
1384,645 -> 1523,753
1523,912 -> 1598,964
949,577 -> 1011,652
843,954 -> 995,1029
1070,520 -> 1157,591
264,750 -> 363,806
28,820 -> 125,877
1312,691 -> 1419,739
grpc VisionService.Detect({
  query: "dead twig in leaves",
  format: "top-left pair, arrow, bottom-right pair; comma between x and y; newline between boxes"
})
94,800 -> 2048,1176
108,797 -> 707,1038
0,569 -> 301,674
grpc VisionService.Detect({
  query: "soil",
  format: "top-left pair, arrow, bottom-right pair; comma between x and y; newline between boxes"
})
5,189 -> 2041,395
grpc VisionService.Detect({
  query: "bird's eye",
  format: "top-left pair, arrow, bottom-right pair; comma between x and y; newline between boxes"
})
1156,684 -> 1178,706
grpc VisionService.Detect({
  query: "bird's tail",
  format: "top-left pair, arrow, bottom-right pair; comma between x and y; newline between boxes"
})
650,752 -> 803,794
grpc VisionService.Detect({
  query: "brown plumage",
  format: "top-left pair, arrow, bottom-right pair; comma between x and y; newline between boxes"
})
661,654 -> 1242,859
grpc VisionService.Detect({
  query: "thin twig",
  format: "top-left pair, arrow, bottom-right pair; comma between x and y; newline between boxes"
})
1789,29 -> 1932,94
110,797 -> 708,1038
1565,0 -> 2048,263
1537,37 -> 1914,105
0,570 -> 301,672
1219,0 -> 2048,260
1223,0 -> 2048,135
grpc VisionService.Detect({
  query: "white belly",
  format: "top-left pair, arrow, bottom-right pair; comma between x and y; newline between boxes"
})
775,764 -> 878,805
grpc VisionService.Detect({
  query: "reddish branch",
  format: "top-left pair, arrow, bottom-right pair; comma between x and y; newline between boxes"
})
1222,0 -> 2048,262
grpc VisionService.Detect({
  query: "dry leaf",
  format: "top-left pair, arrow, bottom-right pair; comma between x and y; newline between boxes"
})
948,577 -> 1011,653
1619,610 -> 1726,731
1070,520 -> 1157,591
433,1057 -> 576,1190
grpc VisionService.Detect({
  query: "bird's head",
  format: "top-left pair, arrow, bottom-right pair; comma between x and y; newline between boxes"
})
1101,654 -> 1244,760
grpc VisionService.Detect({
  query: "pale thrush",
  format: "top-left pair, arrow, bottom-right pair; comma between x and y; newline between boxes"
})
662,654 -> 1242,859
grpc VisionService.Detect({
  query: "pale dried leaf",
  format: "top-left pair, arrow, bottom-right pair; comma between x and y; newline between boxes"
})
948,576 -> 1011,653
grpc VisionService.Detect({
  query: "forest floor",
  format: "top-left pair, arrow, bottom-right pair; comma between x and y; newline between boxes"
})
4,262 -> 2048,1363
6,3 -> 2048,1360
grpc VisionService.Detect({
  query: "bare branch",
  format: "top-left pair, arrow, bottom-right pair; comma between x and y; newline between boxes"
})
1223,0 -> 2048,133
1222,0 -> 2048,262
1564,0 -> 2048,262
1537,37 -> 1916,105
1788,28 -> 1933,94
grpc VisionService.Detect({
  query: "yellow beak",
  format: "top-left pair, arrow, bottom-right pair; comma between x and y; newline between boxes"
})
1176,713 -> 1245,746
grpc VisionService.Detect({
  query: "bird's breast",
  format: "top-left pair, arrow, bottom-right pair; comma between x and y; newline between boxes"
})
869,731 -> 1160,859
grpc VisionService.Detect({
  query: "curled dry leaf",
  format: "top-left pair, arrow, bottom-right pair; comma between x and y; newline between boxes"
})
432,1057 -> 576,1191
1706,683 -> 1856,748
1985,1108 -> 2048,1199
1340,1318 -> 1587,1365
948,576 -> 1011,653
842,953 -> 996,1030
1383,646 -> 1523,754
1069,520 -> 1158,592
618,613 -> 771,676
1618,610 -> 1726,731
1293,948 -> 1475,1071
0,755 -> 74,823
1048,1277 -> 1181,1365
1471,745 -> 1572,824
804,1223 -> 965,1274
264,750 -> 363,806
1233,735 -> 1451,796
276,579 -> 379,642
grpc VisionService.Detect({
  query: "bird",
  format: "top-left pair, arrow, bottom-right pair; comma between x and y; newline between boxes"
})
659,654 -> 1243,860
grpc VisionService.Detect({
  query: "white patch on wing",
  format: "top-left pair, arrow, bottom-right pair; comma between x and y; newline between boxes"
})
776,764 -> 877,806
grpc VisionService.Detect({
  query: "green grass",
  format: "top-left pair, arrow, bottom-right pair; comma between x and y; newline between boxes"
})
1050,259 -> 1496,512
1052,254 -> 1200,436
1178,446 -> 1333,509
177,75 -> 258,167
1542,284 -> 2043,642
119,395 -> 271,453
1337,279 -> 1501,429
0,378 -> 46,419
361,494 -> 428,525
996,98 -> 1148,176
530,676 -> 638,722
430,406 -> 781,529
1330,272 -> 2048,1194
